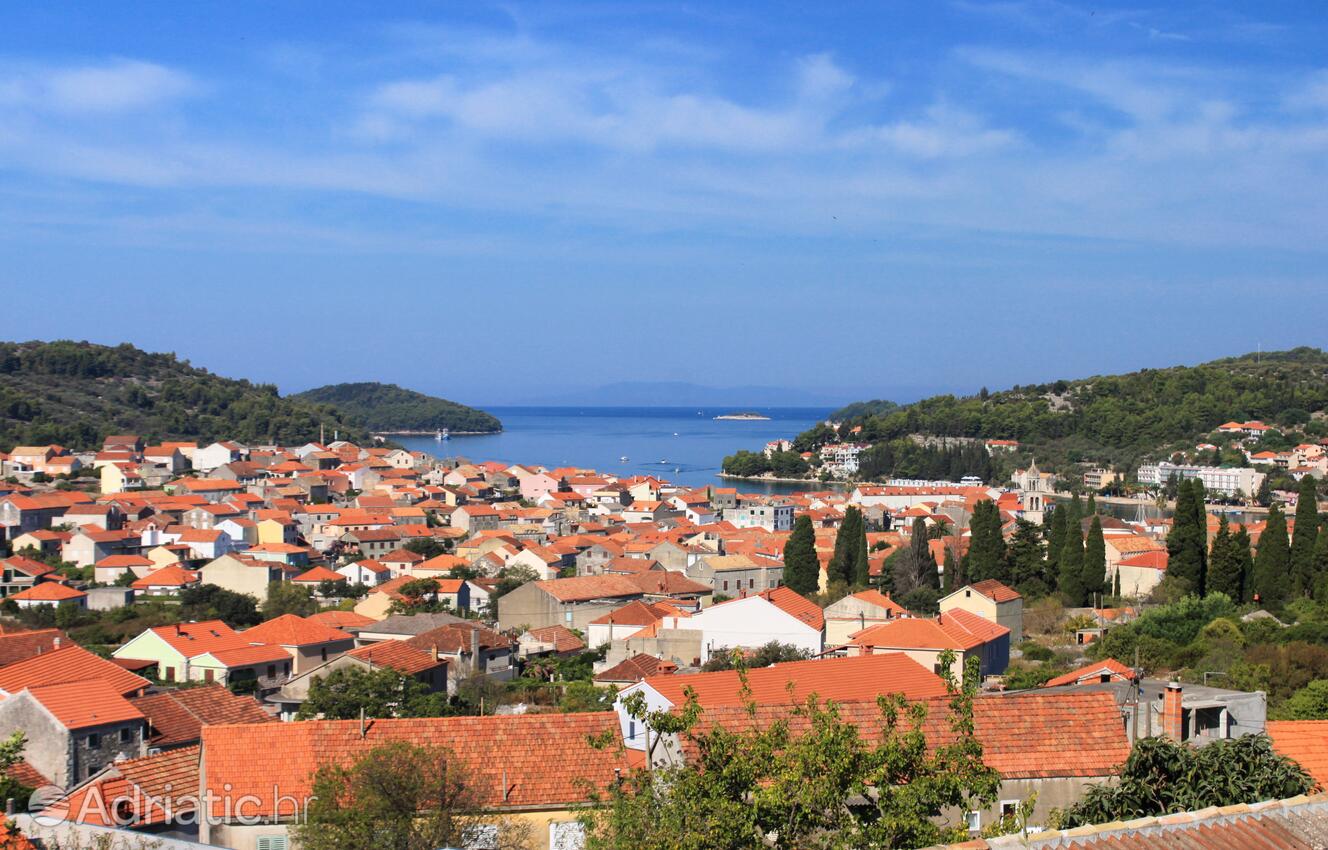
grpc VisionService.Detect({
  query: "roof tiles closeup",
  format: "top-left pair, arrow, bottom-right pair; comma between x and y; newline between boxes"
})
24,680 -> 144,730
200,712 -> 628,817
239,614 -> 352,647
0,643 -> 149,697
1268,721 -> 1328,788
131,684 -> 273,747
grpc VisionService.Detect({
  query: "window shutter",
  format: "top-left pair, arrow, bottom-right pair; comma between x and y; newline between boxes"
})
256,836 -> 288,850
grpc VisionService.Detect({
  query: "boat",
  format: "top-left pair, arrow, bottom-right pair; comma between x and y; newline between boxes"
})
673,467 -> 681,473
441,428 -> 450,441
713,411 -> 771,421
619,455 -> 629,462
672,432 -> 679,436
434,429 -> 443,442
659,459 -> 669,464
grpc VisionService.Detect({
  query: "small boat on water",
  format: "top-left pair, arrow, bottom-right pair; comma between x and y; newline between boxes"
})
434,429 -> 442,442
659,459 -> 669,464
620,455 -> 630,462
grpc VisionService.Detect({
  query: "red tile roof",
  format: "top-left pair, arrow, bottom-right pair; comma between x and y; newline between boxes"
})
200,712 -> 628,816
1268,720 -> 1328,788
292,566 -> 346,584
43,745 -> 200,827
24,679 -> 144,730
131,564 -> 200,589
1043,658 -> 1138,688
525,625 -> 586,654
691,691 -> 1127,780
306,610 -> 376,630
0,644 -> 148,696
9,582 -> 86,603
239,614 -> 352,647
594,653 -> 674,684
0,628 -> 67,668
534,574 -> 643,602
345,640 -> 443,675
131,685 -> 273,747
849,608 -> 1009,651
968,579 -> 1022,603
145,620 -> 248,658
643,653 -> 948,708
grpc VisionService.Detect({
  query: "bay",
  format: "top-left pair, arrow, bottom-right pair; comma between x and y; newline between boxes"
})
393,406 -> 833,491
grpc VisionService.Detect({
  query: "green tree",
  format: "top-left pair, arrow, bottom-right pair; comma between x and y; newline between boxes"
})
1251,504 -> 1292,607
586,654 -> 1002,850
293,741 -> 528,850
965,500 -> 1005,585
1291,475 -> 1321,597
1315,526 -> 1328,601
942,545 -> 961,593
782,515 -> 820,597
1279,679 -> 1328,720
263,581 -> 317,619
1045,504 -> 1067,581
297,666 -> 448,721
179,584 -> 261,626
701,642 -> 812,672
1058,522 -> 1085,606
1082,515 -> 1107,601
1166,480 -> 1207,597
1055,735 -> 1314,829
1205,515 -> 1244,601
1233,526 -> 1256,603
0,731 -> 32,804
1005,519 -> 1047,596
404,538 -> 449,560
829,507 -> 867,587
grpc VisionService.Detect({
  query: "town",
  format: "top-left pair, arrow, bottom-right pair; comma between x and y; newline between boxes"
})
0,421 -> 1325,850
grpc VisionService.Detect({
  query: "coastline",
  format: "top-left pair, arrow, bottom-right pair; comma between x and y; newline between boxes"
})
373,429 -> 503,437
718,473 -> 830,485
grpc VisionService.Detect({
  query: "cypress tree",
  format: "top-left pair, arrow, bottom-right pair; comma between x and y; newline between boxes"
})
914,518 -> 939,590
1086,492 -> 1097,515
828,509 -> 856,587
1205,515 -> 1243,600
1083,515 -> 1106,600
1167,480 -> 1207,595
1045,505 -> 1066,580
1312,525 -> 1328,601
1059,521 -> 1085,606
1232,526 -> 1255,603
1251,504 -> 1291,606
1190,480 -> 1209,597
782,514 -> 820,597
1290,476 -> 1320,597
852,507 -> 871,587
967,500 -> 1005,584
942,545 -> 960,592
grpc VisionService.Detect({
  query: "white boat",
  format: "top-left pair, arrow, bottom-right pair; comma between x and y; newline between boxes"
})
441,428 -> 450,440
434,429 -> 442,442
619,455 -> 629,462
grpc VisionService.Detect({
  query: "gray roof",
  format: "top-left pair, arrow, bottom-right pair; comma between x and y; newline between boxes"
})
361,611 -> 467,636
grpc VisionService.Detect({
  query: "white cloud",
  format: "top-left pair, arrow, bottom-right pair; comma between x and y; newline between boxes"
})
0,59 -> 195,114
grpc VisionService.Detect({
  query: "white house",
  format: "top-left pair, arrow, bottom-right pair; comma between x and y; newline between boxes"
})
655,588 -> 823,663
337,559 -> 390,586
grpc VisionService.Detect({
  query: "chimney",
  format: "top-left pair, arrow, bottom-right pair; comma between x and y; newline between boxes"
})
1163,681 -> 1184,741
470,627 -> 481,673
52,636 -> 61,649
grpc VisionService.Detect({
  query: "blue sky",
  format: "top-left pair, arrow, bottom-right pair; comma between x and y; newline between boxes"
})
0,1 -> 1325,406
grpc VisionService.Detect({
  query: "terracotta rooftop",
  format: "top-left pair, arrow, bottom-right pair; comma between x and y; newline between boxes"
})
43,745 -> 200,827
641,652 -> 949,708
344,640 -> 443,675
24,679 -> 144,730
850,608 -> 1009,651
131,684 -> 274,747
0,628 -> 67,668
9,582 -> 86,603
594,653 -> 674,684
1043,658 -> 1138,689
968,579 -> 1022,603
306,610 -> 377,630
938,793 -> 1328,848
1268,721 -> 1328,789
144,620 -> 249,658
524,625 -> 587,654
0,643 -> 148,697
200,712 -> 628,817
240,614 -> 352,647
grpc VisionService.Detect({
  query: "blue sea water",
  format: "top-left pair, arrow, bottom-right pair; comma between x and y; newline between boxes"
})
394,406 -> 833,491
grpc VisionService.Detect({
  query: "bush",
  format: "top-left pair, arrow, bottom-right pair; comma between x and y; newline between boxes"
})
1019,642 -> 1055,662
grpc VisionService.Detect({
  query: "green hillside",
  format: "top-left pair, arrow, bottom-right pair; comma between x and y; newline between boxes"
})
800,347 -> 1328,471
293,382 -> 501,434
0,340 -> 372,450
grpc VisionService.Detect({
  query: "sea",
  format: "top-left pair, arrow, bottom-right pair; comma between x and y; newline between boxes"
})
393,406 -> 834,491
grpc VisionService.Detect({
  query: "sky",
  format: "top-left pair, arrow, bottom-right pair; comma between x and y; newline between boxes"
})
0,1 -> 1325,406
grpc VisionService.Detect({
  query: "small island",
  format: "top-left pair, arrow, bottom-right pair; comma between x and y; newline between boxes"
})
714,411 -> 771,421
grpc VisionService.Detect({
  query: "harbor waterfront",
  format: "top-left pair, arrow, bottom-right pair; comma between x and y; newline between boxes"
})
394,405 -> 832,489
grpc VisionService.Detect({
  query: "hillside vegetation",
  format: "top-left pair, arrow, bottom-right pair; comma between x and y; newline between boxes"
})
803,347 -> 1328,471
0,340 -> 371,450
293,382 -> 501,433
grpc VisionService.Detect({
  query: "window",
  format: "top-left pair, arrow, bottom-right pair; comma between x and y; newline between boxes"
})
267,665 -> 276,678
86,733 -> 100,748
256,837 -> 288,850
204,669 -> 215,683
965,811 -> 980,831
722,581 -> 729,591
119,728 -> 133,744
628,721 -> 636,741
1000,800 -> 1019,818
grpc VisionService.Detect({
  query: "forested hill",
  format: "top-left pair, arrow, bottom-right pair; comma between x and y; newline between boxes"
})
293,383 -> 501,434
803,347 -> 1328,467
0,340 -> 372,449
